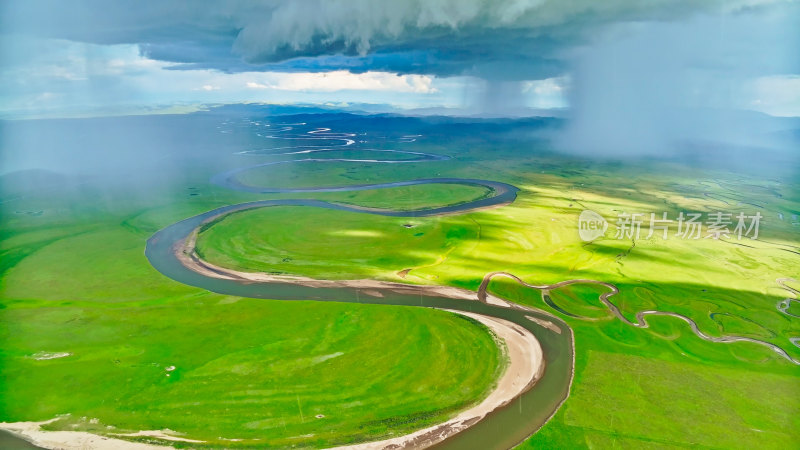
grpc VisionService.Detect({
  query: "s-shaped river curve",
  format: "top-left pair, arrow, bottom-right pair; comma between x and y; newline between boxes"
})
145,123 -> 799,450
146,124 -> 574,450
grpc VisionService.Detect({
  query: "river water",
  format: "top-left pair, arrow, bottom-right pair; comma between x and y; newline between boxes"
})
142,183 -> 574,450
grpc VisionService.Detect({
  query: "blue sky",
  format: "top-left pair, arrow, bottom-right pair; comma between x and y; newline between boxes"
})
0,0 -> 797,119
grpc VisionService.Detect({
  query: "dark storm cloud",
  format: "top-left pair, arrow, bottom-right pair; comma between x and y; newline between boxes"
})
0,0 -> 779,79
2,0 -> 797,158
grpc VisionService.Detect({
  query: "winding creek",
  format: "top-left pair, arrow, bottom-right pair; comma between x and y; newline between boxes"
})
479,273 -> 800,363
777,277 -> 800,322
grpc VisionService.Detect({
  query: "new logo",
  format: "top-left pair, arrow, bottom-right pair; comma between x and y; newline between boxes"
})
578,210 -> 608,241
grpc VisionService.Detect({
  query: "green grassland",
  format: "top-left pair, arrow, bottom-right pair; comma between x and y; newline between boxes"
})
785,300 -> 800,317
0,175 -> 505,448
236,160 -> 451,189
263,182 -> 493,212
195,206 -> 479,281
2,114 -> 799,448
193,128 -> 800,448
520,350 -> 799,449
311,183 -> 493,211
2,297 -> 504,448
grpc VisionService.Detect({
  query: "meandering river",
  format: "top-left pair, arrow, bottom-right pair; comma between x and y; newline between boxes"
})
142,123 -> 574,449
144,123 -> 798,449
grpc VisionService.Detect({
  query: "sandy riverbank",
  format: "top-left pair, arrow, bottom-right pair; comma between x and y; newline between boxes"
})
2,276 -> 546,450
328,309 -> 544,450
177,227 -> 523,310
0,420 -> 180,450
176,227 -> 547,449
2,222 -> 548,450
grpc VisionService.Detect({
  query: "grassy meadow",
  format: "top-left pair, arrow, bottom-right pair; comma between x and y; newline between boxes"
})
0,157 -> 505,447
195,115 -> 800,448
2,110 -> 799,448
